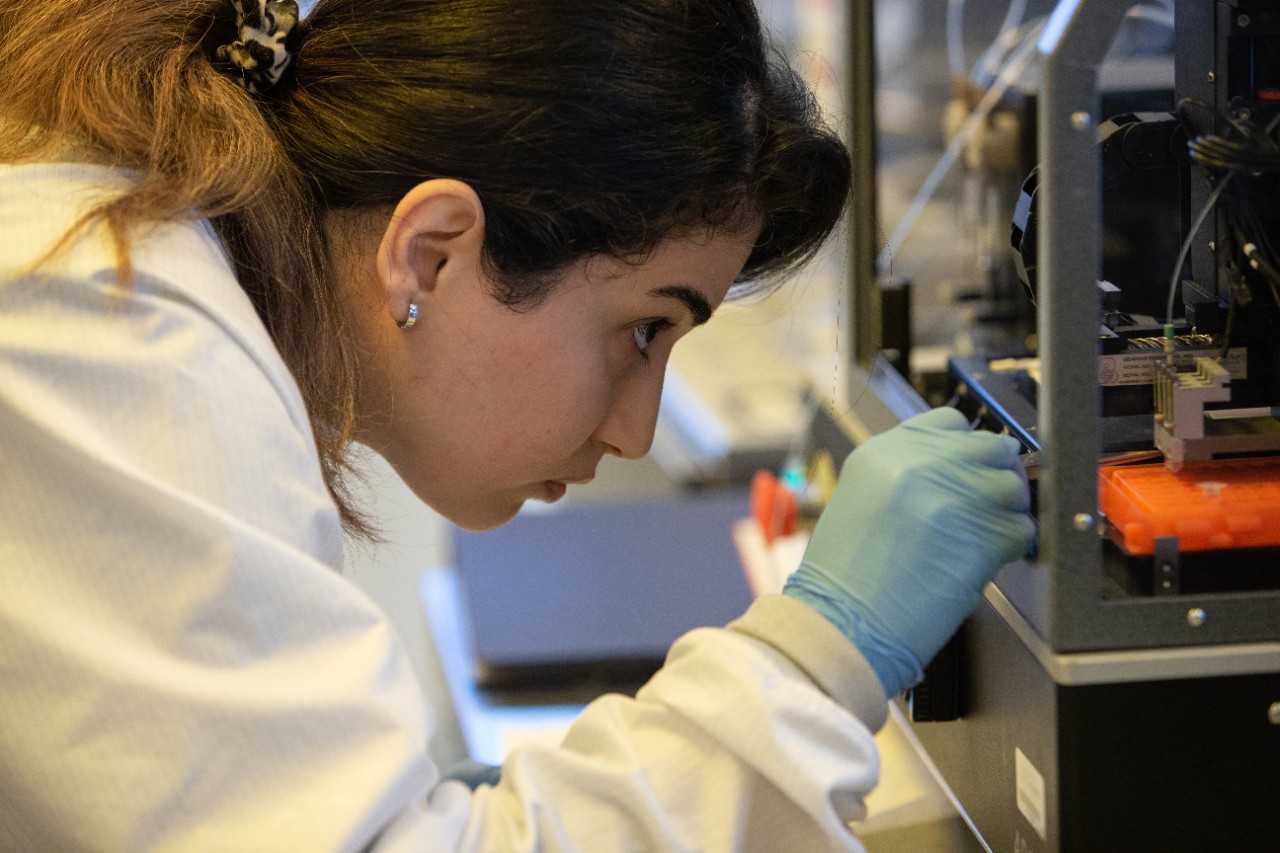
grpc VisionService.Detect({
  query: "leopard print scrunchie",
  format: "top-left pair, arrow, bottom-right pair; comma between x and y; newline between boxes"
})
215,0 -> 299,94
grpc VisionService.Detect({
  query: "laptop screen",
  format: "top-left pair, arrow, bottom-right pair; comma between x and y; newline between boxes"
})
451,489 -> 755,689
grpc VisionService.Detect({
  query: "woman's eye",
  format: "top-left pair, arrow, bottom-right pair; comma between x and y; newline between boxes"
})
631,319 -> 674,363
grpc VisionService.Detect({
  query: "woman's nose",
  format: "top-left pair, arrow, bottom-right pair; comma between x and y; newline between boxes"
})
593,367 -> 665,460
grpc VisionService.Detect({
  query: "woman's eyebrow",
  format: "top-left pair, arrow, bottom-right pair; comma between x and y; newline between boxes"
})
650,285 -> 713,326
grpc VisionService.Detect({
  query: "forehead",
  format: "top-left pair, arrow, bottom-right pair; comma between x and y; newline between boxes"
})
578,228 -> 758,295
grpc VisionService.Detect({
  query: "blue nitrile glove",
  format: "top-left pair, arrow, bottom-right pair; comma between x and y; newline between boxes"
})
783,407 -> 1034,698
443,760 -> 503,789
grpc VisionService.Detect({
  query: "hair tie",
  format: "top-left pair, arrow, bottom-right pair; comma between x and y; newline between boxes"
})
214,0 -> 299,94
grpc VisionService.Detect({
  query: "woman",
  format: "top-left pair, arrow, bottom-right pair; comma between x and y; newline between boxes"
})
0,0 -> 1034,850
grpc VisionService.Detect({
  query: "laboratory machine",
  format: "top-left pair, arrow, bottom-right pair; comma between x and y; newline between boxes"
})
826,0 -> 1280,850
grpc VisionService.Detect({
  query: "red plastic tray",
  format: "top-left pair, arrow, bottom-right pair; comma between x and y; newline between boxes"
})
1099,456 -> 1280,555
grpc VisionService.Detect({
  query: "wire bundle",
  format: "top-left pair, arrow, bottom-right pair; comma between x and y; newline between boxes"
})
1165,100 -> 1280,329
1187,118 -> 1280,174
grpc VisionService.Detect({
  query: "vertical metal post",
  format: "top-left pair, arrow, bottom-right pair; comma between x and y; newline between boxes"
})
1035,0 -> 1128,647
847,0 -> 881,373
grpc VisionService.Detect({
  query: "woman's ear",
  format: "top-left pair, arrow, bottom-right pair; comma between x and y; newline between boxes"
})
375,179 -> 486,326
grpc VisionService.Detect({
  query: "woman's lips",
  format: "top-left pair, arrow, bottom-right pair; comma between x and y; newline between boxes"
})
542,475 -> 594,502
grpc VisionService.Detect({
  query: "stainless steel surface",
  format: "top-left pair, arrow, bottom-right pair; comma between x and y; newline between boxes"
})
983,583 -> 1280,686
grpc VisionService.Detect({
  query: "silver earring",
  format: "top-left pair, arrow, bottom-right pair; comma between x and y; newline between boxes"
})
398,302 -> 419,330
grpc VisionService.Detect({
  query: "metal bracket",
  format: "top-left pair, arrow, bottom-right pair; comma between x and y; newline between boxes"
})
1153,536 -> 1181,596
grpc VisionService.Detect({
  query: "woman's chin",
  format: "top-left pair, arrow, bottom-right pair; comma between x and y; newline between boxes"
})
439,497 -> 526,532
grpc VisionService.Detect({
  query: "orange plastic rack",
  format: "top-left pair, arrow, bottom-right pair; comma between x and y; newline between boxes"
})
1098,455 -> 1280,555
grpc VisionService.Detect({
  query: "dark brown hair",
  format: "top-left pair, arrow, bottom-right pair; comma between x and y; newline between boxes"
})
0,0 -> 851,534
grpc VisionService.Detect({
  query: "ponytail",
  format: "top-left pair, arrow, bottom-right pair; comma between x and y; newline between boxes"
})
0,0 -> 369,535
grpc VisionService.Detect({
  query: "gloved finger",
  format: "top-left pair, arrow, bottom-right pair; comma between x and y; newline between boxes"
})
937,496 -> 1035,566
978,466 -> 1032,513
1003,513 -> 1039,564
948,510 -> 1036,569
900,406 -> 971,433
1025,517 -> 1040,562
1013,451 -> 1030,490
890,409 -> 1024,470
942,427 -> 1025,470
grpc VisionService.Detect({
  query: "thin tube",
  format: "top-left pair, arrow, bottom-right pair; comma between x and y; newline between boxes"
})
1164,112 -> 1280,325
1163,174 -> 1233,326
970,0 -> 1029,80
946,0 -> 968,80
877,19 -> 1046,272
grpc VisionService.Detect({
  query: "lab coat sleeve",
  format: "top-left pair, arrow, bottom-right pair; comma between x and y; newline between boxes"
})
416,595 -> 886,853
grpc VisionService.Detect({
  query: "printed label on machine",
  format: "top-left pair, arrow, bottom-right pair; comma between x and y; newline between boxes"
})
1098,348 -> 1247,387
1015,747 -> 1048,841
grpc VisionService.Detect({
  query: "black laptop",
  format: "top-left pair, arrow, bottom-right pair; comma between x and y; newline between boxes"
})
451,489 -> 755,690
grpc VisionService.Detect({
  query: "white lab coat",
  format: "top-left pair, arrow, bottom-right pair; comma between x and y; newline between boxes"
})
0,162 -> 888,852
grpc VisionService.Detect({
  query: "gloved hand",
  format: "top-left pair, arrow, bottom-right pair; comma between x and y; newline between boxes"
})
443,759 -> 503,789
783,407 -> 1034,698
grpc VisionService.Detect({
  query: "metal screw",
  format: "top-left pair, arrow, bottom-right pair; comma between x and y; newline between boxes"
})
1071,111 -> 1092,130
1073,513 -> 1094,532
1209,241 -> 1217,253
1268,702 -> 1280,726
1208,71 -> 1216,83
1187,608 -> 1207,627
1238,14 -> 1251,27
